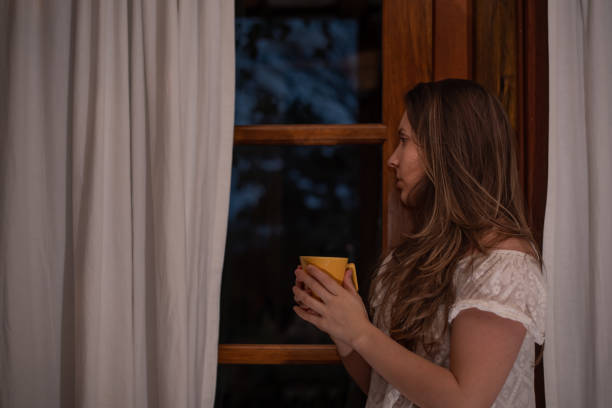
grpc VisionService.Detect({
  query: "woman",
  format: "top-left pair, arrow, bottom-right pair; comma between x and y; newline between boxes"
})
292,79 -> 546,407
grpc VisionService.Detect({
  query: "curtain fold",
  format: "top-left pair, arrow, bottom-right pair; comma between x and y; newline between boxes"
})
544,0 -> 612,406
0,1 -> 234,407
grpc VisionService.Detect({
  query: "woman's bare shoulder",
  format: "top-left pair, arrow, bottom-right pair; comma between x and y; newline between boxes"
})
491,237 -> 537,257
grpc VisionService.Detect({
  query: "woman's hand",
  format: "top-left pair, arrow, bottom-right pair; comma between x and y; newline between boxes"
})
292,264 -> 372,351
293,266 -> 354,356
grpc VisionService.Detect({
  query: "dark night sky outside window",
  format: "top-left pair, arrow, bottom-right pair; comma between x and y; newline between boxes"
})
235,3 -> 381,124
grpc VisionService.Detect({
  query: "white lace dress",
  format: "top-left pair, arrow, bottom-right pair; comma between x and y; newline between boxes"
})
365,249 -> 547,408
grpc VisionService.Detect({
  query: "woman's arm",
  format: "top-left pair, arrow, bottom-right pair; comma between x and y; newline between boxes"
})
338,347 -> 371,394
352,308 -> 526,408
294,266 -> 526,408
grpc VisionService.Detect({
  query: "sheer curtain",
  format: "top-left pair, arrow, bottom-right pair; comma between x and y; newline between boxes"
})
544,0 -> 612,406
0,1 -> 234,407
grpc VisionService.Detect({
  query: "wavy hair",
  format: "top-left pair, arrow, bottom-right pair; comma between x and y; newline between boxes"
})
369,79 -> 541,357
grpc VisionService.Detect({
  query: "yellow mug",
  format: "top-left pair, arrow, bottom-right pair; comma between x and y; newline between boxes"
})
299,256 -> 358,291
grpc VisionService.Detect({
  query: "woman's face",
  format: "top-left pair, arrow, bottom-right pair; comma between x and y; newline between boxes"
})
387,111 -> 426,206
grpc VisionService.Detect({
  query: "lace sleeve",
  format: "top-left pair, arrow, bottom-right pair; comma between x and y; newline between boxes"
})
449,251 -> 547,344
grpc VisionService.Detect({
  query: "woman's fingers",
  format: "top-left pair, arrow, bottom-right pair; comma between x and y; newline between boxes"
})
295,264 -> 341,293
293,285 -> 326,316
296,302 -> 318,316
295,264 -> 336,293
293,305 -> 323,329
343,269 -> 357,294
294,266 -> 307,288
294,267 -> 316,299
304,265 -> 342,295
296,267 -> 336,301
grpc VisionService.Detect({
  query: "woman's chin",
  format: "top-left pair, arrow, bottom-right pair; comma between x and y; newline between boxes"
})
399,189 -> 418,208
399,191 -> 411,207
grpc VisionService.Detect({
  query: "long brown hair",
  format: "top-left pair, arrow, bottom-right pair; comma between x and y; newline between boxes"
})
370,79 -> 540,357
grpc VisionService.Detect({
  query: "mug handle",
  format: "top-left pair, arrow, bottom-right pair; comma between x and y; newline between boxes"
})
347,263 -> 358,292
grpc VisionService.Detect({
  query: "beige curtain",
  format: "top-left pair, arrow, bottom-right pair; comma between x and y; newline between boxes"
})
0,1 -> 234,407
544,0 -> 612,406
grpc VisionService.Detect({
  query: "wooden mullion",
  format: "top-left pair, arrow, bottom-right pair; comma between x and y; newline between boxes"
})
518,1 -> 548,407
382,0 -> 433,251
433,0 -> 472,81
520,0 -> 549,250
472,0 -> 519,130
234,124 -> 386,145
218,344 -> 340,365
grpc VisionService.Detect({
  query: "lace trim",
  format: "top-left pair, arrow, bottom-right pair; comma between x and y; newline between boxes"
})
458,248 -> 539,265
449,299 -> 545,344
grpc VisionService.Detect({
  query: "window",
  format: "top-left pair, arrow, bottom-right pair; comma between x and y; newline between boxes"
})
216,0 -> 543,406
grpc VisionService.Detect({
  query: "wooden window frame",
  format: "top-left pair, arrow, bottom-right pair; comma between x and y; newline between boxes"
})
219,0 -> 433,365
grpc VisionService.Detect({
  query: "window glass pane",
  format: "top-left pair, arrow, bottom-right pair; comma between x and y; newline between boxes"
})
220,145 -> 381,344
235,0 -> 382,124
215,364 -> 366,408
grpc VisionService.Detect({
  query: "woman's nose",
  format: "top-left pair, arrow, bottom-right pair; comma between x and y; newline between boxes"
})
387,148 -> 399,169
